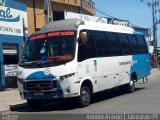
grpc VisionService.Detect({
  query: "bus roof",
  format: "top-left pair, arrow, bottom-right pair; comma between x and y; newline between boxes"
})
30,18 -> 135,37
41,18 -> 84,30
42,18 -> 134,31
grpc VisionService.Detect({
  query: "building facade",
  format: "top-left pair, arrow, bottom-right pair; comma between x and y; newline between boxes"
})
0,0 -> 27,90
18,0 -> 95,35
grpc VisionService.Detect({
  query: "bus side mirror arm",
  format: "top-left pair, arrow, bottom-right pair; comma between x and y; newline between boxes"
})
22,41 -> 26,49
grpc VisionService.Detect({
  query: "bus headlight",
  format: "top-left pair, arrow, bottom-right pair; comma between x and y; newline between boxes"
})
59,73 -> 75,81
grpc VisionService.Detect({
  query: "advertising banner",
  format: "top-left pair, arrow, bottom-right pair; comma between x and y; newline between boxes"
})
0,0 -> 28,37
64,11 -> 129,26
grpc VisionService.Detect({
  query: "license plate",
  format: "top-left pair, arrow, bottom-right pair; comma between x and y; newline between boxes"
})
34,92 -> 44,96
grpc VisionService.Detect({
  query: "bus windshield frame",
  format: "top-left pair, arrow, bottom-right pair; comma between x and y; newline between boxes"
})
20,30 -> 77,67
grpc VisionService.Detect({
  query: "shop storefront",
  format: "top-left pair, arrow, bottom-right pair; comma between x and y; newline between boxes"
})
0,0 -> 28,90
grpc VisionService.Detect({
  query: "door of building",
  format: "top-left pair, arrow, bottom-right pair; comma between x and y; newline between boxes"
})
3,43 -> 18,88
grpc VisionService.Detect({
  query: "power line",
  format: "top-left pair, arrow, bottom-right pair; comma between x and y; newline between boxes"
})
36,0 -> 138,27
95,8 -> 138,27
81,0 -> 138,27
95,8 -> 116,19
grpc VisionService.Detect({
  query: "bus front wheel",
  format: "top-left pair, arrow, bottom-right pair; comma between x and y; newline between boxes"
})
78,85 -> 91,107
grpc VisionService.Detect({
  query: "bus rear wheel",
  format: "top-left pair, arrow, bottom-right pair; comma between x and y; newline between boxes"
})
27,100 -> 43,108
120,78 -> 135,93
78,85 -> 91,107
127,78 -> 135,93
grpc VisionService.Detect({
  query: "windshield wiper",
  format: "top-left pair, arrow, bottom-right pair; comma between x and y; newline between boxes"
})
22,60 -> 41,65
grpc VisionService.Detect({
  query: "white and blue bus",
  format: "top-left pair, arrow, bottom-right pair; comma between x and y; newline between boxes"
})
17,18 -> 150,107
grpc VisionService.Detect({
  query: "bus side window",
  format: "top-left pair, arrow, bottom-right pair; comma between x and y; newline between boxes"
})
92,31 -> 107,57
128,35 -> 139,54
136,35 -> 148,54
78,38 -> 84,62
78,30 -> 96,62
118,33 -> 131,55
106,32 -> 121,56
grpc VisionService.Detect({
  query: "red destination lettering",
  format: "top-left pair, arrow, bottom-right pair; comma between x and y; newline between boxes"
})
29,31 -> 74,40
60,31 -> 74,36
47,32 -> 60,37
29,34 -> 46,40
35,34 -> 46,39
29,36 -> 36,40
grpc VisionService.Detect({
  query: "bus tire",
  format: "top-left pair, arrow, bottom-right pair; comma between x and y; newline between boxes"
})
27,100 -> 43,108
127,78 -> 135,93
78,85 -> 91,107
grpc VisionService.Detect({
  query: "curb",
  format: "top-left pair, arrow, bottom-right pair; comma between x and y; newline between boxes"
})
10,103 -> 28,111
0,102 -> 28,113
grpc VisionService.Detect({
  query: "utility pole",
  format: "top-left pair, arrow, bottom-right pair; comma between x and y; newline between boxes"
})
32,0 -> 37,31
44,0 -> 53,25
147,0 -> 160,68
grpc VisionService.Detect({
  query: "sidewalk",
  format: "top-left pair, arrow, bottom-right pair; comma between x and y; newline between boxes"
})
0,68 -> 160,112
0,89 -> 27,112
149,68 -> 160,79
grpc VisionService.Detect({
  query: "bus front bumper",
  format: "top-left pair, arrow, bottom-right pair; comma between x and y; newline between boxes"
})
22,89 -> 64,100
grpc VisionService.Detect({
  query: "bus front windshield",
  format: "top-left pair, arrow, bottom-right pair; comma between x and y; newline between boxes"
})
20,31 -> 76,67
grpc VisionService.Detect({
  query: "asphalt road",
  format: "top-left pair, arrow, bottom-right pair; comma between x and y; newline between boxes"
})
2,75 -> 160,120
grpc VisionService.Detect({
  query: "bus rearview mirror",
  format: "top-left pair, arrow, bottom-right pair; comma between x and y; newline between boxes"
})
80,32 -> 87,43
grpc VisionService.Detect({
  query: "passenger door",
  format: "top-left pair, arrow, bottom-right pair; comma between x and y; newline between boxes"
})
92,31 -> 109,91
77,30 -> 99,92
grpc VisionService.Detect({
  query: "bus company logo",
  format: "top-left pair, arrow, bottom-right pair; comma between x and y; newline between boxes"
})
0,0 -> 20,22
119,60 -> 138,66
0,0 -> 6,6
44,68 -> 51,75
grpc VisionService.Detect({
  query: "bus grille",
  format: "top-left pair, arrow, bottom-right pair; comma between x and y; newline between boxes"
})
24,81 -> 57,91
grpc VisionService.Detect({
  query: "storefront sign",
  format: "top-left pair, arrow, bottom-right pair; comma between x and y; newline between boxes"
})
0,1 -> 27,37
53,0 -> 80,6
108,18 -> 129,26
64,12 -> 129,26
0,8 -> 20,22
4,64 -> 18,77
65,12 -> 108,24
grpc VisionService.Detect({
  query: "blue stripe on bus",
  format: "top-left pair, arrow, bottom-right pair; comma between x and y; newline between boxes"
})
26,71 -> 55,80
130,54 -> 150,80
133,32 -> 144,35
